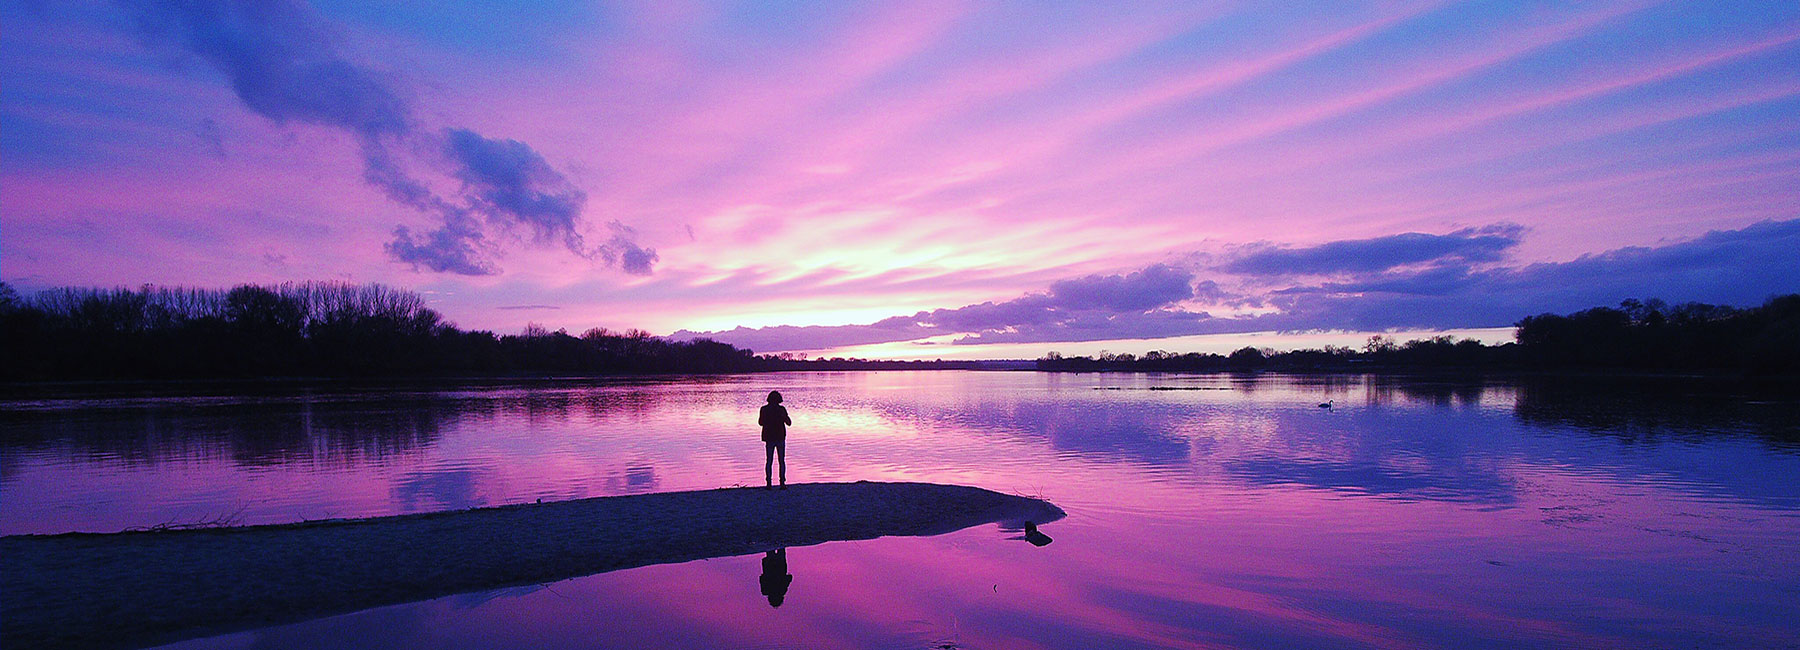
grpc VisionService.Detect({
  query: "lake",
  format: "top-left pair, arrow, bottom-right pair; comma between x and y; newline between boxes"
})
3,372 -> 1798,649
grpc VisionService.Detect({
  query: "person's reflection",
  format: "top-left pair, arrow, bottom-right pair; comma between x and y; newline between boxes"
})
759,548 -> 793,607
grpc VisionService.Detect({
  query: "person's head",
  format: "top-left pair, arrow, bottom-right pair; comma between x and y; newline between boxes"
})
767,390 -> 782,404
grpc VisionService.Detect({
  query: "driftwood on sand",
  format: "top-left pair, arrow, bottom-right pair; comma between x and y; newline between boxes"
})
2,481 -> 1064,650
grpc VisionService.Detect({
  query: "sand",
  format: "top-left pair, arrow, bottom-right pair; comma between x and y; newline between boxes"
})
1,481 -> 1063,650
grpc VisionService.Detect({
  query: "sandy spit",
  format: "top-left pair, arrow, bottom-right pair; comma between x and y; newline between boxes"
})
2,481 -> 1064,650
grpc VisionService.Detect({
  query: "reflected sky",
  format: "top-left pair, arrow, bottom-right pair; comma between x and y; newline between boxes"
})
3,372 -> 1798,648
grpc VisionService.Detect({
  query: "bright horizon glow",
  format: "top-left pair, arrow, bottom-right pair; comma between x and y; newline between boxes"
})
3,1 -> 1797,356
793,327 -> 1517,361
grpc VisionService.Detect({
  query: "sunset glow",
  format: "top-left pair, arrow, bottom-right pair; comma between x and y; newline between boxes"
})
5,1 -> 1797,355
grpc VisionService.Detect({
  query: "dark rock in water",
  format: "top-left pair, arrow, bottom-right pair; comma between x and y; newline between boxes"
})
2,481 -> 1064,650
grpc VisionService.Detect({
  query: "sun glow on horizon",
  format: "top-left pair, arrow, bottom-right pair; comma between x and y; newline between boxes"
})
2,1 -> 1796,348
789,327 -> 1518,361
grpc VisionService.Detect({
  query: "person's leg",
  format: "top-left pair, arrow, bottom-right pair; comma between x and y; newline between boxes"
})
765,442 -> 774,488
777,440 -> 787,486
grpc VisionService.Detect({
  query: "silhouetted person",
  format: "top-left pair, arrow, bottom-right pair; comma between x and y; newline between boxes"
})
759,391 -> 791,489
759,548 -> 792,607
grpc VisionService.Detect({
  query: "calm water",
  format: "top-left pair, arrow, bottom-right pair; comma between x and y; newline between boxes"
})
4,372 -> 1799,649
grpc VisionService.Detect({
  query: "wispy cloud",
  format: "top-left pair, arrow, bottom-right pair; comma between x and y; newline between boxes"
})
681,220 -> 1800,351
5,2 -> 1797,341
1221,224 -> 1523,276
115,0 -> 651,276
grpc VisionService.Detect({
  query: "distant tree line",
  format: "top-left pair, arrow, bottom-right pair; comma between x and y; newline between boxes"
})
0,282 -> 971,381
1036,294 -> 1800,375
4,282 -> 1795,380
1034,334 -> 1515,372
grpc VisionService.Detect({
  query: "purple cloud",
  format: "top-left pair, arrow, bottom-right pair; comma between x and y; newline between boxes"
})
1045,264 -> 1196,311
670,322 -> 935,354
888,263 -> 1198,335
122,0 -> 410,140
444,129 -> 587,248
116,0 -> 653,277
385,215 -> 492,276
601,221 -> 659,277
675,263 -> 1199,351
1222,224 -> 1524,276
1261,218 -> 1800,332
679,220 -> 1800,351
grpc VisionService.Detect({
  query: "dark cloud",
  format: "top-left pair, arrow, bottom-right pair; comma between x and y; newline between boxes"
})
124,0 -> 411,139
1191,280 -> 1229,303
857,263 -> 1198,340
1259,218 -> 1800,332
599,221 -> 659,277
678,220 -> 1800,352
385,214 -> 493,276
1046,263 -> 1195,311
946,309 -> 1212,345
676,263 -> 1199,351
118,0 -> 653,276
443,129 -> 586,248
616,245 -> 659,276
360,140 -> 442,212
1222,224 -> 1523,276
672,321 -> 934,354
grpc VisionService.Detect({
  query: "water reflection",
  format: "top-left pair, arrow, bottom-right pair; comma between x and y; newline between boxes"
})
4,373 -> 1798,649
1366,375 -> 1494,407
0,397 -> 455,470
606,465 -> 660,493
1514,376 -> 1800,445
960,400 -> 1194,465
0,384 -> 709,476
759,548 -> 792,608
4,374 -> 1797,531
392,467 -> 486,511
1223,454 -> 1517,504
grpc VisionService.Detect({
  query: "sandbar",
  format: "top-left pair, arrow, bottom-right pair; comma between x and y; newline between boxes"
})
2,481 -> 1064,650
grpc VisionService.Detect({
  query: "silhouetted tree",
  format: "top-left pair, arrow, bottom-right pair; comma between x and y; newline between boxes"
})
9,283 -> 1793,379
1033,294 -> 1799,375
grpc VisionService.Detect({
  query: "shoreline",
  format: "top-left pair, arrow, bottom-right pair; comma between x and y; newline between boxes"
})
4,367 -> 1794,398
2,481 -> 1064,650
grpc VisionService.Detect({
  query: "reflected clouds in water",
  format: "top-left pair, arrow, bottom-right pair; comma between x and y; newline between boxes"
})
606,465 -> 660,493
11,374 -> 1798,650
1223,455 -> 1516,504
392,467 -> 487,511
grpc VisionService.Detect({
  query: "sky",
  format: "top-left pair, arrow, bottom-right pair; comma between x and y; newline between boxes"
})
3,0 -> 1798,358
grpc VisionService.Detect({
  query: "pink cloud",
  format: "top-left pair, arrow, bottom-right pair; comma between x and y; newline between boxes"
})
4,1 -> 1797,347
